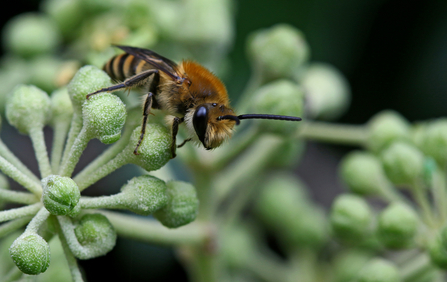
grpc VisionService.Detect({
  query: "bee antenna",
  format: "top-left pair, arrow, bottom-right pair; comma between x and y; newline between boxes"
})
217,115 -> 241,125
237,114 -> 302,122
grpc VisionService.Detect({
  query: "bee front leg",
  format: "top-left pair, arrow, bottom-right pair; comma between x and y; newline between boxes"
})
134,92 -> 154,155
170,117 -> 185,159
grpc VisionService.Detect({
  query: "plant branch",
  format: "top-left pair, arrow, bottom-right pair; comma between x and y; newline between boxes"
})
0,189 -> 39,205
0,156 -> 42,195
298,121 -> 367,146
0,203 -> 42,223
0,216 -> 32,238
29,127 -> 52,179
0,140 -> 40,183
51,120 -> 71,174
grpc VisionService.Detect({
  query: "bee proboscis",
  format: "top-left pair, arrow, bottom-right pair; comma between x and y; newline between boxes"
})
87,45 -> 302,157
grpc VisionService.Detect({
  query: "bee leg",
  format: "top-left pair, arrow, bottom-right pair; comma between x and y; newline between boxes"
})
133,92 -> 154,155
177,138 -> 192,148
170,117 -> 184,158
86,69 -> 159,99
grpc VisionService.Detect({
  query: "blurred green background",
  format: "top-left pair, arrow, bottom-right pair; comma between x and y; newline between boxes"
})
1,0 -> 447,281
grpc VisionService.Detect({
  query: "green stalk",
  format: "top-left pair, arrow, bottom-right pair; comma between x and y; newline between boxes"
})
0,216 -> 32,238
59,113 -> 83,175
0,156 -> 42,195
0,189 -> 39,205
0,203 -> 42,223
298,121 -> 368,146
0,140 -> 40,183
51,119 -> 71,174
28,127 -> 52,179
25,207 -> 50,233
59,127 -> 90,177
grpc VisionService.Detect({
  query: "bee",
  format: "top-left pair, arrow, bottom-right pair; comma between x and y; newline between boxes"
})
87,46 -> 302,157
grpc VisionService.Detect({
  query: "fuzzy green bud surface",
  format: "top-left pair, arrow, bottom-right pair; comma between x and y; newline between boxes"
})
6,84 -> 50,134
120,175 -> 168,215
82,93 -> 127,144
366,110 -> 411,153
356,258 -> 400,282
50,87 -> 73,125
74,213 -> 116,259
378,203 -> 418,249
128,124 -> 172,171
419,119 -> 447,167
9,233 -> 50,275
381,142 -> 424,186
252,80 -> 303,135
333,250 -> 370,282
340,151 -> 388,195
301,63 -> 350,120
67,65 -> 111,114
42,175 -> 80,215
154,181 -> 199,228
330,194 -> 372,243
3,13 -> 60,58
428,225 -> 447,269
248,24 -> 309,79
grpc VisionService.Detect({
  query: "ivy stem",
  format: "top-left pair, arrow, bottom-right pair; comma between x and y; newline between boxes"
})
298,121 -> 368,146
0,140 -> 40,183
400,253 -> 433,282
432,168 -> 447,224
28,127 -> 52,179
245,251 -> 289,282
96,210 -> 210,246
411,181 -> 436,228
3,268 -> 23,282
25,207 -> 49,234
50,216 -> 84,282
0,189 -> 39,205
0,156 -> 42,195
59,113 -> 83,175
59,127 -> 90,177
0,216 -> 32,238
0,203 -> 42,223
79,195 -> 125,209
50,119 -> 71,174
74,150 -> 129,191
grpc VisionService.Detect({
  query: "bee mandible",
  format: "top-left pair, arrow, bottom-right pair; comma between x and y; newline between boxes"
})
86,46 -> 302,157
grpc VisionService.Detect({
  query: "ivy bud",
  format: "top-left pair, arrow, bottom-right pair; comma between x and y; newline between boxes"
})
74,213 -> 116,259
248,24 -> 309,79
419,119 -> 447,167
252,80 -> 303,135
340,151 -> 389,195
154,181 -> 199,228
357,258 -> 400,282
6,84 -> 51,134
378,203 -> 418,249
381,142 -> 424,186
127,124 -> 172,171
120,175 -> 168,215
428,225 -> 447,269
333,250 -> 371,282
9,233 -> 50,275
301,63 -> 350,120
82,93 -> 127,144
67,65 -> 111,114
330,194 -> 373,244
42,175 -> 80,216
3,13 -> 61,58
50,87 -> 73,125
366,110 -> 411,153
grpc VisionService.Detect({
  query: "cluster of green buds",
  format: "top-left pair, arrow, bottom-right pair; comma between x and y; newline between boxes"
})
0,66 -> 199,280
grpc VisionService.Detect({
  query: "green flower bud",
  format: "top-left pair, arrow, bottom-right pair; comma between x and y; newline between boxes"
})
29,56 -> 63,93
42,175 -> 80,216
127,124 -> 172,171
74,213 -> 116,259
269,139 -> 305,168
330,194 -> 373,243
248,24 -> 309,79
366,110 -> 411,153
9,233 -> 50,275
381,142 -> 424,186
340,151 -> 389,195
3,13 -> 60,58
120,175 -> 168,215
6,84 -> 51,134
50,87 -> 74,125
41,0 -> 83,38
67,65 -> 111,114
356,258 -> 400,282
154,181 -> 199,228
82,93 -> 127,144
287,205 -> 328,249
222,224 -> 256,268
0,59 -> 30,114
251,80 -> 303,135
428,225 -> 447,269
301,63 -> 350,120
333,250 -> 371,282
378,203 -> 418,249
78,0 -> 119,14
419,119 -> 447,167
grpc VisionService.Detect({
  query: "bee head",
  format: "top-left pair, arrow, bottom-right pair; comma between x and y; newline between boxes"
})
192,103 -> 237,149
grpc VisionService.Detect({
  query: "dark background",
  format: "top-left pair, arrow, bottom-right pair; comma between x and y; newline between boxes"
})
1,0 -> 447,281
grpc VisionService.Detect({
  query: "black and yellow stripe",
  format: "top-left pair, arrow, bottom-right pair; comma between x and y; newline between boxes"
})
103,53 -> 149,82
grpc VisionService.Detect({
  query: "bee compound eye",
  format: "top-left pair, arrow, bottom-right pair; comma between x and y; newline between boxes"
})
193,106 -> 208,145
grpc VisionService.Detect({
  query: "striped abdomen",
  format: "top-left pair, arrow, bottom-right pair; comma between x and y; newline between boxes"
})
103,53 -> 150,82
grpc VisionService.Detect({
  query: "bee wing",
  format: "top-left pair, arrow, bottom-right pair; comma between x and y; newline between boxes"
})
115,45 -> 182,81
